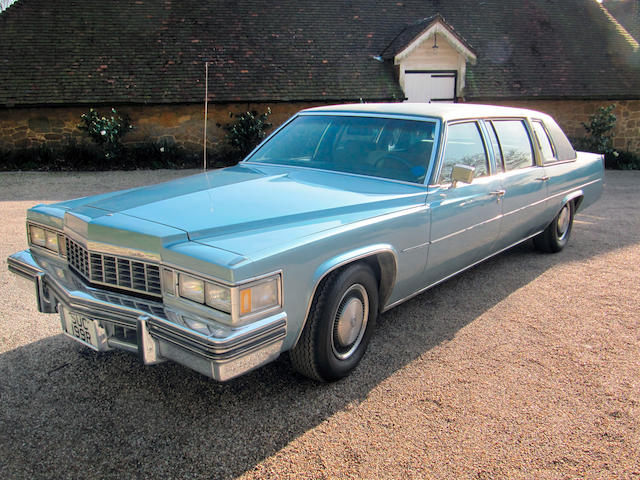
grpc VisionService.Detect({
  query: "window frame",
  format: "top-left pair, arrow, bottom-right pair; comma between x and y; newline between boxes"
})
245,112 -> 442,186
432,119 -> 492,186
487,118 -> 538,172
531,118 -> 559,165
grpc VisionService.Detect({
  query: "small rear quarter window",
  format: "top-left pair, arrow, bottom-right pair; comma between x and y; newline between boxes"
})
543,118 -> 577,161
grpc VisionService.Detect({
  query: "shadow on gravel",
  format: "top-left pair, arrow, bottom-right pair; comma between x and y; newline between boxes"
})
1,171 -> 637,479
0,238 -> 635,480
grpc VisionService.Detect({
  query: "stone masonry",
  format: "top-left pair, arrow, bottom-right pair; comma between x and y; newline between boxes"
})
485,99 -> 640,153
0,102 -> 322,155
1,100 -> 639,156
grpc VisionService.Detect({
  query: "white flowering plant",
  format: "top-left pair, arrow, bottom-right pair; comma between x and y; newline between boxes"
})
79,108 -> 133,160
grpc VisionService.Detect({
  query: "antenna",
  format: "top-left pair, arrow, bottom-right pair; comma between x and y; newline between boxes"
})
203,61 -> 209,171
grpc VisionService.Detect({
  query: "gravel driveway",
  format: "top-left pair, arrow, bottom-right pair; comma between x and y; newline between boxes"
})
1,169 -> 638,479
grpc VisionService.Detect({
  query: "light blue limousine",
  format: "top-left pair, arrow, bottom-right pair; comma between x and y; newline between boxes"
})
8,104 -> 603,382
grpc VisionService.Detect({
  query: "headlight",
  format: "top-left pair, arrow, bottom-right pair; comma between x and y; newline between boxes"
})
169,268 -> 280,324
28,223 -> 64,255
29,225 -> 46,247
205,283 -> 231,312
178,273 -> 205,304
45,230 -> 59,251
176,272 -> 232,313
239,276 -> 280,317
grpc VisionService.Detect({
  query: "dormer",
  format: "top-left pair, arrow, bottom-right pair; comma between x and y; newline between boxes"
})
381,15 -> 477,102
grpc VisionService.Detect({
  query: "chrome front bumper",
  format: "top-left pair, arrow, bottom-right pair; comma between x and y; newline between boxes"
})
7,249 -> 287,381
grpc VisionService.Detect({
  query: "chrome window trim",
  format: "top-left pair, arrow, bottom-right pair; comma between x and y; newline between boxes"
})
243,161 -> 432,189
434,119 -> 492,184
531,118 -> 557,162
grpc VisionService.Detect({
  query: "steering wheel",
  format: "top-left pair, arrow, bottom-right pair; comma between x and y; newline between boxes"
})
374,154 -> 413,171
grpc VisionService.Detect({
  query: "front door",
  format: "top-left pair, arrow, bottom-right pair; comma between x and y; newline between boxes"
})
425,121 -> 503,286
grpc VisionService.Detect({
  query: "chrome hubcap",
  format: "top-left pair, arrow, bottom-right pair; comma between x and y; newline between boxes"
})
332,284 -> 368,360
557,204 -> 571,239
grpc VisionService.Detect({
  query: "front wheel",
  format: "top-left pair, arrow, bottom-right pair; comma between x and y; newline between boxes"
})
290,263 -> 379,382
534,200 -> 575,253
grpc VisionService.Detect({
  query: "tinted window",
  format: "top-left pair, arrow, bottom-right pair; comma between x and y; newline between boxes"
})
532,121 -> 555,162
491,120 -> 534,170
438,122 -> 488,183
248,115 -> 436,183
544,118 -> 577,161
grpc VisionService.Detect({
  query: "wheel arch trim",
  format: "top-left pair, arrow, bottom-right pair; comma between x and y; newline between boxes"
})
292,244 -> 398,348
561,189 -> 583,213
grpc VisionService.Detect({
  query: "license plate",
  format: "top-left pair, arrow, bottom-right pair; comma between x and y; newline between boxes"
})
60,309 -> 100,350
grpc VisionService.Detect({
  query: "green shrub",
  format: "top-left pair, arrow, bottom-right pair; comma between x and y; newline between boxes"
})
576,104 -> 617,155
605,150 -> 640,170
78,108 -> 133,160
222,108 -> 272,159
0,139 -> 204,171
123,141 -> 201,169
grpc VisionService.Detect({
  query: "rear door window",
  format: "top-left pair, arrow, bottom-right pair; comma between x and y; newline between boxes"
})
438,122 -> 489,184
491,120 -> 534,170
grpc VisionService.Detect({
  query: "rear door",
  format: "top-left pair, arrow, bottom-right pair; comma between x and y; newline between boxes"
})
487,119 -> 549,250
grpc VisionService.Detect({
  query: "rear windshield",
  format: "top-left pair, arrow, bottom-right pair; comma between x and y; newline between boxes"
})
246,115 -> 438,184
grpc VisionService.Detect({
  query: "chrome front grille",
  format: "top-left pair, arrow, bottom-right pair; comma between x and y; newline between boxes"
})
66,238 -> 162,297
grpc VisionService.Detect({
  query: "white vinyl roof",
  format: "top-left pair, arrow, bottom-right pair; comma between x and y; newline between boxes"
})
303,103 -> 552,122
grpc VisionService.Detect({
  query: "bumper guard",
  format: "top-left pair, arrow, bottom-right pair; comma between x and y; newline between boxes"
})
7,249 -> 287,381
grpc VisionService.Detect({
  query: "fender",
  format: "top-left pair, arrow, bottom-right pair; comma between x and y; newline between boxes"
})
293,244 -> 399,347
561,189 -> 584,212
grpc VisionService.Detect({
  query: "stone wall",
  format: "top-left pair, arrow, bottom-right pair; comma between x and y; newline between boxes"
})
478,99 -> 640,153
0,101 -> 324,154
1,99 -> 639,156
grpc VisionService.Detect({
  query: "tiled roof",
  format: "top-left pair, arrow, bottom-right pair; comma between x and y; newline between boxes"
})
603,0 -> 640,42
379,14 -> 475,60
0,0 -> 638,107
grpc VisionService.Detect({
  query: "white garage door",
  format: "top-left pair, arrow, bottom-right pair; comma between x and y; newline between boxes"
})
404,71 -> 456,103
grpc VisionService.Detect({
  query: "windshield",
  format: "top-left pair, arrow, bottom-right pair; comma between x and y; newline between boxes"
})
246,115 -> 437,184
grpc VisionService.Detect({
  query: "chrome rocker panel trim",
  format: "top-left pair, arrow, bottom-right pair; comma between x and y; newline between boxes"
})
7,249 -> 287,382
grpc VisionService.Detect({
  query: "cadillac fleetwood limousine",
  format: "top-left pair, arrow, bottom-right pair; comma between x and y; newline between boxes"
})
7,103 -> 604,382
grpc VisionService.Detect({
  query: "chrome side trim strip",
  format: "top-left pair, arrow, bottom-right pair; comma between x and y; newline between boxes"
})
428,178 -> 601,244
382,229 -> 544,312
401,242 -> 429,253
430,214 -> 502,245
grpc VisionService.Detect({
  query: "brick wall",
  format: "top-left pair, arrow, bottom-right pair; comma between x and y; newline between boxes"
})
0,101 -> 323,154
479,99 -> 640,153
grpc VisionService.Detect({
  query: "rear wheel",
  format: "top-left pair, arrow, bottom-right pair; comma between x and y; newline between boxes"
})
534,200 -> 575,253
290,263 -> 378,382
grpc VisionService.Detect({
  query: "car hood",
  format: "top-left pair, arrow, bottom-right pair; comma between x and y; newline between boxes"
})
75,164 -> 426,256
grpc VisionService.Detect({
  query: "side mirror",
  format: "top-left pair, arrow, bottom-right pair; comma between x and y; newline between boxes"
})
451,164 -> 475,187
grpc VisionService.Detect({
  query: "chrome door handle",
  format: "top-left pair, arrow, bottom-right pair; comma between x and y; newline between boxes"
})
489,189 -> 506,197
535,176 -> 550,181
